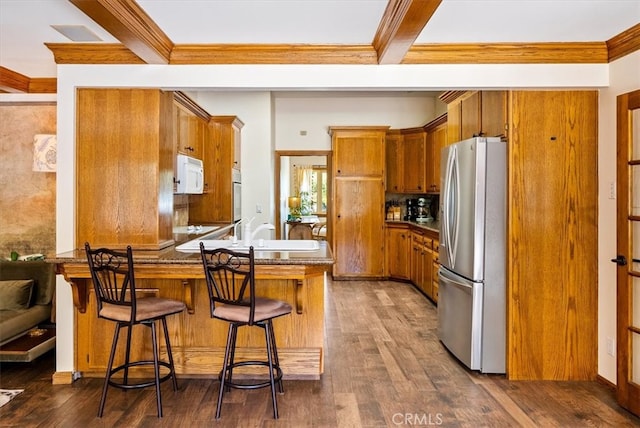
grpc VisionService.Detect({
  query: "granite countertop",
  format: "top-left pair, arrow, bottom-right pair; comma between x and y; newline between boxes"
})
386,219 -> 440,234
50,240 -> 334,267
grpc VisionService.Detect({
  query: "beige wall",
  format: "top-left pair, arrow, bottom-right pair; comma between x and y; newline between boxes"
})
0,103 -> 57,258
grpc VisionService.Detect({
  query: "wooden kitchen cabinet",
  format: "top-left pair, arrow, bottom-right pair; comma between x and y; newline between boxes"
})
385,130 -> 403,192
425,114 -> 447,193
507,90 -> 598,381
441,90 -> 507,144
76,88 -> 175,250
385,223 -> 410,280
332,127 -> 386,177
173,92 -> 209,161
331,126 -> 388,279
481,90 -> 508,138
402,128 -> 427,193
431,238 -> 439,303
410,230 -> 424,287
189,116 -> 244,224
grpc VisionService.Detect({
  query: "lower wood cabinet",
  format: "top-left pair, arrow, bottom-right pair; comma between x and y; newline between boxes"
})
386,224 -> 410,280
396,225 -> 439,302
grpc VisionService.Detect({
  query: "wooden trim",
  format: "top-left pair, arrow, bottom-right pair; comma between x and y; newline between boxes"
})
0,67 -> 56,93
28,78 -> 57,94
171,44 -> 377,64
69,0 -> 173,64
438,90 -> 467,104
596,374 -> 617,391
173,90 -> 210,121
423,112 -> 447,129
404,42 -> 609,64
0,66 -> 29,92
373,0 -> 441,64
51,371 -> 74,385
46,43 -> 144,64
607,23 -> 640,62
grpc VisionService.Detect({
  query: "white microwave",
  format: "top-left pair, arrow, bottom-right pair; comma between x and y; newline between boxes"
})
176,154 -> 204,194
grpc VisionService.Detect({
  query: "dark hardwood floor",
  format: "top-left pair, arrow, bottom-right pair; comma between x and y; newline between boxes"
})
1,279 -> 639,427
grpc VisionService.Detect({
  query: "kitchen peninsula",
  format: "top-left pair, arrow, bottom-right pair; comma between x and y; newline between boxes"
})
52,239 -> 333,380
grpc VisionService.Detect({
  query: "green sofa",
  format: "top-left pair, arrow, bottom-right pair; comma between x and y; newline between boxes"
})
0,260 -> 55,345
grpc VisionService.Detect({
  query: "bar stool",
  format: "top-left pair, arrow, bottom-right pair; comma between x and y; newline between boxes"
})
84,243 -> 186,418
199,243 -> 292,419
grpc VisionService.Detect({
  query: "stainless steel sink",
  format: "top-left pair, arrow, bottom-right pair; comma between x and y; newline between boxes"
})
176,239 -> 320,253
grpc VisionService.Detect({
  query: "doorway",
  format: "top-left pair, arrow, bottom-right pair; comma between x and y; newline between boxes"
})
274,151 -> 332,244
614,88 -> 640,417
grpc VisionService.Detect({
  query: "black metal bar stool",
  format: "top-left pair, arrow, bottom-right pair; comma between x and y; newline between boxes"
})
85,243 -> 186,418
199,243 -> 292,419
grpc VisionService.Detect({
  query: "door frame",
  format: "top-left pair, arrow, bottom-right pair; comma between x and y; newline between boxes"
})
274,150 -> 332,244
615,88 -> 640,416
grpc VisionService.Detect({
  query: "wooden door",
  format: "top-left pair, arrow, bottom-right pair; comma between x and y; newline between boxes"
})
386,225 -> 410,280
614,89 -> 640,416
460,91 -> 481,140
333,177 -> 385,278
403,129 -> 427,192
507,90 -> 598,380
386,130 -> 403,192
481,91 -> 508,138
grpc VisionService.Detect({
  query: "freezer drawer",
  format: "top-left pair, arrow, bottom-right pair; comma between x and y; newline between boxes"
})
437,268 -> 483,370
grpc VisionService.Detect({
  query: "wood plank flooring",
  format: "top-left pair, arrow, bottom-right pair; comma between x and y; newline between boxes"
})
1,279 -> 639,427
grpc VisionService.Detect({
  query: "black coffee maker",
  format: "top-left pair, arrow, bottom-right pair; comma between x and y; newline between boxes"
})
405,199 -> 417,221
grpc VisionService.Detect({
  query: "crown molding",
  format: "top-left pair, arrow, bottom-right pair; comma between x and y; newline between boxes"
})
404,42 -> 608,64
607,23 -> 640,62
0,66 -> 56,94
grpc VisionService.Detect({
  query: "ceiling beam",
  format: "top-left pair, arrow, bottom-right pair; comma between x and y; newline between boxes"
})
373,0 -> 441,64
69,0 -> 173,64
0,67 -> 56,93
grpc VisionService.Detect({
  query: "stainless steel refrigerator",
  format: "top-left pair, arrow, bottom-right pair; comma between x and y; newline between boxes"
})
438,136 -> 506,374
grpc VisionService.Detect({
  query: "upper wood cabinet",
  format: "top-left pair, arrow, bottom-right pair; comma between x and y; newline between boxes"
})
442,90 -> 507,144
402,128 -> 427,193
481,91 -> 508,138
331,127 -> 386,177
425,114 -> 447,193
385,130 -> 403,193
330,126 -> 388,279
189,116 -> 243,224
173,92 -> 210,161
386,114 -> 447,194
76,88 -> 175,250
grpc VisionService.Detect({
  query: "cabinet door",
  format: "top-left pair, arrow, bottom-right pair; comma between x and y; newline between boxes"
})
386,225 -> 410,280
333,177 -> 385,278
507,90 -> 598,380
410,231 -> 423,287
332,129 -> 385,177
431,123 -> 447,192
447,99 -> 462,145
461,91 -> 481,140
481,91 -> 508,138
403,130 -> 427,193
386,131 -> 403,192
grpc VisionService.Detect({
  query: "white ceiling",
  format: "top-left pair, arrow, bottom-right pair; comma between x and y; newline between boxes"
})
1,0 -> 638,78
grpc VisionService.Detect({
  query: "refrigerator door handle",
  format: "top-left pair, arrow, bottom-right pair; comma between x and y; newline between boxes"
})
443,146 -> 459,267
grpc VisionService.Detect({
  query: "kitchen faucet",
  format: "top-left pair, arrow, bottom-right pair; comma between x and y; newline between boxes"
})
243,218 -> 275,246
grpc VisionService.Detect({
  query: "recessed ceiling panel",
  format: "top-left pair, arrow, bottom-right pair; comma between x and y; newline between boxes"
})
416,0 -> 640,43
137,0 -> 388,44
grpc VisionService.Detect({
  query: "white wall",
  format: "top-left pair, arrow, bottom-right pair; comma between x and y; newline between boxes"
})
52,62 -> 612,378
273,92 -> 441,150
597,50 -> 640,383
